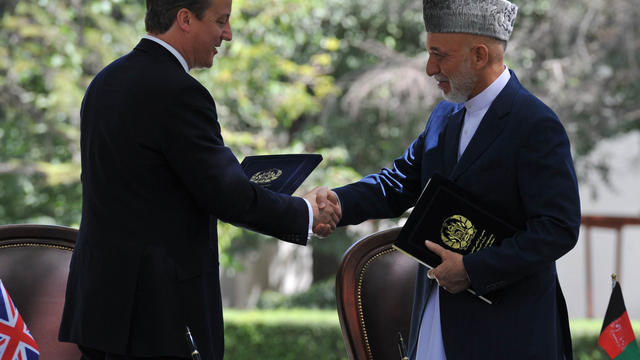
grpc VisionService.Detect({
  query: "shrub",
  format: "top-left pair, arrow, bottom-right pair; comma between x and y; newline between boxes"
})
223,310 -> 640,359
224,309 -> 346,360
256,278 -> 336,310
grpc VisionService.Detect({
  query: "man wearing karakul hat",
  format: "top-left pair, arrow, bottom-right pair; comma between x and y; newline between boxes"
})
322,0 -> 581,358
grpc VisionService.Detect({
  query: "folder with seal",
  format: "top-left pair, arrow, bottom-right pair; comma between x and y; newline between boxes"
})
392,173 -> 518,304
240,154 -> 322,195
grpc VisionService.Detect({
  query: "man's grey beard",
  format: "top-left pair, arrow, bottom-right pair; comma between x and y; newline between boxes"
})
439,58 -> 477,103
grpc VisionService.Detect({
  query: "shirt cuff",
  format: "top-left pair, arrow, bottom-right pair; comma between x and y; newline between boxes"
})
303,198 -> 313,240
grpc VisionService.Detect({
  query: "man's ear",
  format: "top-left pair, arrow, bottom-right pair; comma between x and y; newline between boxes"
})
470,44 -> 489,69
176,8 -> 192,32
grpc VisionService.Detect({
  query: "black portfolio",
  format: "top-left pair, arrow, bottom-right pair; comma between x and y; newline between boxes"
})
393,173 -> 518,303
240,154 -> 322,195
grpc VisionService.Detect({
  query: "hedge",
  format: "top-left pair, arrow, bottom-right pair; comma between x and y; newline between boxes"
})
224,309 -> 640,359
224,309 -> 347,360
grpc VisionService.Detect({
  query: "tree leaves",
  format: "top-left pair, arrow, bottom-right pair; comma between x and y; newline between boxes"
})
1,0 -> 638,266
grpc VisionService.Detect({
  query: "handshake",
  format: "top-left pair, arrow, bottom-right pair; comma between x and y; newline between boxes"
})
303,187 -> 342,238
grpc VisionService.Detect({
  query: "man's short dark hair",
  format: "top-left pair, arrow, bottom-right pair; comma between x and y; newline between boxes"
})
145,0 -> 212,34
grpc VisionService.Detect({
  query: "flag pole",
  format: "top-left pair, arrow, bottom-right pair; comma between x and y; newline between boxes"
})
611,273 -> 617,289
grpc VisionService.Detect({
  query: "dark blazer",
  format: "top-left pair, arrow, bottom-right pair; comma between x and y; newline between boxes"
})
334,71 -> 580,359
59,39 -> 309,360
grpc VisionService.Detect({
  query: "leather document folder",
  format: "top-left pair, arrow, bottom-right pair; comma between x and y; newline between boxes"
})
240,154 -> 322,195
393,173 -> 518,304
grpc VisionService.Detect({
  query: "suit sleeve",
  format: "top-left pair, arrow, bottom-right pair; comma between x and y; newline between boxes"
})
334,124 -> 431,226
463,105 -> 581,295
157,80 -> 309,244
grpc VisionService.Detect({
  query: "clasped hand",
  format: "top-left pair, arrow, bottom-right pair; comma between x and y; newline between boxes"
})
303,187 -> 342,238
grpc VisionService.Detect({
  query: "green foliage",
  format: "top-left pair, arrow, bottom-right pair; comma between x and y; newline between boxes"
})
224,309 -> 346,360
224,311 -> 640,359
0,0 -> 143,227
297,0 -> 432,175
1,0 -> 639,272
201,0 -> 431,267
200,0 -> 340,136
507,0 -> 640,157
257,278 -> 337,309
0,174 -> 81,225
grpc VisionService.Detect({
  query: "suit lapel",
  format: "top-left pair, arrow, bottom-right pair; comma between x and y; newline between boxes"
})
450,73 -> 522,180
443,105 -> 466,177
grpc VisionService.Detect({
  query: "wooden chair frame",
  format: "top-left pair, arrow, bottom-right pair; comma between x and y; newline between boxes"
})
0,223 -> 77,250
336,227 -> 417,360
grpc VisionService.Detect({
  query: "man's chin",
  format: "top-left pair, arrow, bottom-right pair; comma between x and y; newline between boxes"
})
442,90 -> 469,103
192,60 -> 214,70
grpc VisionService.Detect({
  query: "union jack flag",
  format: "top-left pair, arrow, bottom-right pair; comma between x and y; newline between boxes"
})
0,280 -> 39,360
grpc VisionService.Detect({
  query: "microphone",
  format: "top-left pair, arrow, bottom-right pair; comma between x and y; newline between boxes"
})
185,326 -> 202,360
397,332 -> 409,360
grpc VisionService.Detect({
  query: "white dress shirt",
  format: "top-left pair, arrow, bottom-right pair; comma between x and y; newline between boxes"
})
416,66 -> 510,359
142,34 -> 315,238
458,67 -> 511,160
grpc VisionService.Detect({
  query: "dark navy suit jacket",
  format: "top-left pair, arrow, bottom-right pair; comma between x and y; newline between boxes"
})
59,39 -> 309,359
334,71 -> 580,359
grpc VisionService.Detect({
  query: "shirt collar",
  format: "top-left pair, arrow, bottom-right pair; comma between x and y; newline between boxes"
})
143,34 -> 189,73
464,66 -> 510,113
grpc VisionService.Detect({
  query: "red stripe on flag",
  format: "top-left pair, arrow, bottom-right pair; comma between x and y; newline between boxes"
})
0,308 -> 39,360
598,311 -> 636,359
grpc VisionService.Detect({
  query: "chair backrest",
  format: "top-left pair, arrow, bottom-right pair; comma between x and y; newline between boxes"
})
0,224 -> 81,360
336,227 -> 418,360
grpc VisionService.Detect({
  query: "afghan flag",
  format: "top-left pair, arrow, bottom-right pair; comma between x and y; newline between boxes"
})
598,281 -> 640,359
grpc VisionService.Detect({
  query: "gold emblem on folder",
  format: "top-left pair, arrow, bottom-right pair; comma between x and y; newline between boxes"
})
440,215 -> 476,250
250,168 -> 283,184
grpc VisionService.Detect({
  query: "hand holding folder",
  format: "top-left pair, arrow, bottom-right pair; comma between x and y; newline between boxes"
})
393,173 -> 519,304
424,240 -> 471,294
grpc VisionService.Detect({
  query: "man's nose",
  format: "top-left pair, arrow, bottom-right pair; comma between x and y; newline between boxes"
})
426,55 -> 438,77
222,22 -> 232,41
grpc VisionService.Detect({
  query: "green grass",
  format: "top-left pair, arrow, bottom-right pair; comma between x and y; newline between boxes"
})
224,308 -> 340,325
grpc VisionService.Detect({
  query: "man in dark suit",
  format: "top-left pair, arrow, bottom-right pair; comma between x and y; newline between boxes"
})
58,0 -> 340,359
318,0 -> 581,358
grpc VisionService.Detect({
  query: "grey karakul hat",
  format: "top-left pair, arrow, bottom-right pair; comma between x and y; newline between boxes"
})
423,0 -> 518,41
